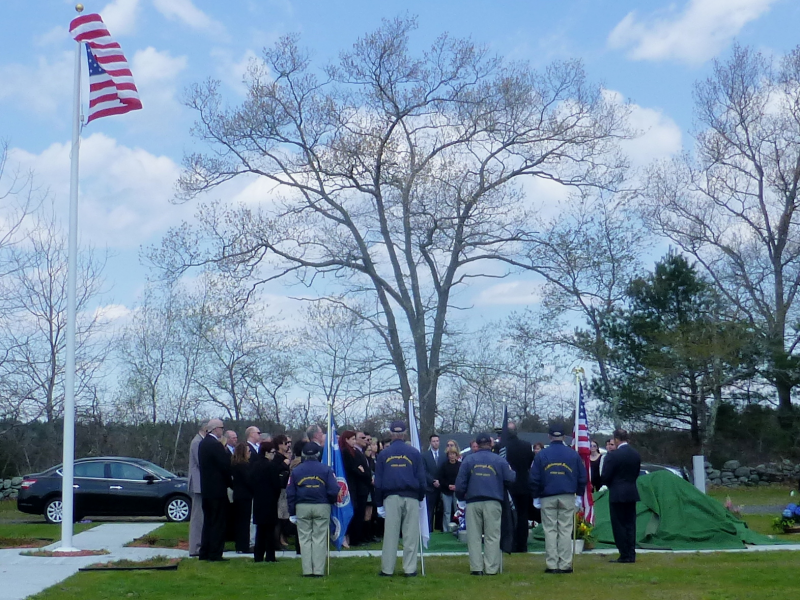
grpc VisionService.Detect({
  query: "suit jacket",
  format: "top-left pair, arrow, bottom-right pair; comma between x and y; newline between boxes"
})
248,442 -> 261,464
198,433 -> 232,500
601,443 -> 641,503
343,448 -> 372,499
504,435 -> 534,495
231,461 -> 254,502
188,433 -> 203,494
251,458 -> 282,525
422,448 -> 447,492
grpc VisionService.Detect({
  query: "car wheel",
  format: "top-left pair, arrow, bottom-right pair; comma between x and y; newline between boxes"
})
165,496 -> 190,522
44,497 -> 63,524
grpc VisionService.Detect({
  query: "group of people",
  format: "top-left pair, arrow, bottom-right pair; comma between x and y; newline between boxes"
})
187,416 -> 641,578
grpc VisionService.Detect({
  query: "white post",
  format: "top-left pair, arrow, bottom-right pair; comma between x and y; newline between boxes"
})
326,402 -> 332,575
60,13 -> 83,552
693,455 -> 707,494
571,367 -> 583,567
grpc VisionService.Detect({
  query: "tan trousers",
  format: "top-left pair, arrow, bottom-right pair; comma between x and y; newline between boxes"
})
381,495 -> 420,575
465,500 -> 502,574
296,503 -> 331,576
541,493 -> 575,570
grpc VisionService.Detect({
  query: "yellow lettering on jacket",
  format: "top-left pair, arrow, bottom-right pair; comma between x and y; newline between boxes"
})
544,462 -> 573,475
298,476 -> 325,488
387,455 -> 412,467
472,463 -> 497,476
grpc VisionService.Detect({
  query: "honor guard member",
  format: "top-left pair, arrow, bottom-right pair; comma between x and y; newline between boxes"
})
374,420 -> 426,577
530,422 -> 587,574
455,432 -> 516,576
287,442 -> 339,577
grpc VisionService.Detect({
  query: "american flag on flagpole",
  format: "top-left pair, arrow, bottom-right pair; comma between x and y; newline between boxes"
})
69,13 -> 142,123
573,382 -> 594,524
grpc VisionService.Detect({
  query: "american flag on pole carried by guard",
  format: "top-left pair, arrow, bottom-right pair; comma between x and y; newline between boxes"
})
69,13 -> 142,123
573,382 -> 594,524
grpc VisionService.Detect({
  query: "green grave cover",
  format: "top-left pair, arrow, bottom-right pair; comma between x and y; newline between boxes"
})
528,470 -> 784,551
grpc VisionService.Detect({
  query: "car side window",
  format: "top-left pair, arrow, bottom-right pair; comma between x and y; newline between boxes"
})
109,462 -> 150,481
73,462 -> 106,478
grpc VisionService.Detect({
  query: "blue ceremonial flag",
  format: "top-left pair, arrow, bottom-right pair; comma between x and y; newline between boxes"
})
321,415 -> 353,550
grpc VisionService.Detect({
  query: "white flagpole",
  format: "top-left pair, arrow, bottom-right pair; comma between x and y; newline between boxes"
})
571,367 -> 584,566
60,4 -> 85,552
409,398 -> 426,576
326,402 -> 332,575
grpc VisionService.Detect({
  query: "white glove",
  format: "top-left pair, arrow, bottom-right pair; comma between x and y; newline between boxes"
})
575,496 -> 583,510
533,498 -> 541,509
457,501 -> 466,510
289,515 -> 298,524
377,506 -> 386,519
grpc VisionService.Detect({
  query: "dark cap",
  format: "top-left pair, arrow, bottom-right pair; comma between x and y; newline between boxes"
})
549,423 -> 565,437
389,420 -> 407,433
302,442 -> 321,456
475,432 -> 492,445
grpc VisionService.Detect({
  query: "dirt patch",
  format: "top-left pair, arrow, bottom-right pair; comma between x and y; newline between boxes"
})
20,549 -> 111,557
79,556 -> 181,571
0,537 -> 53,548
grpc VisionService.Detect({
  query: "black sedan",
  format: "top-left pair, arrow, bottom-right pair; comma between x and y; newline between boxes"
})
17,456 -> 192,524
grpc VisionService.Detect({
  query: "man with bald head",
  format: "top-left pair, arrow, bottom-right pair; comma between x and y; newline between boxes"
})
224,430 -> 238,454
199,418 -> 232,561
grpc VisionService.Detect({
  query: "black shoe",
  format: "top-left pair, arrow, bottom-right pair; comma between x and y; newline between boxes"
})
609,558 -> 635,563
559,568 -> 573,574
545,568 -> 559,573
404,572 -> 417,577
470,571 -> 484,576
379,572 -> 392,577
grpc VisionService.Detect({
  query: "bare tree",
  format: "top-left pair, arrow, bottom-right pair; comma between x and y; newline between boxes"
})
506,193 -> 646,426
0,207 -> 109,422
641,44 -> 800,418
155,17 -> 628,436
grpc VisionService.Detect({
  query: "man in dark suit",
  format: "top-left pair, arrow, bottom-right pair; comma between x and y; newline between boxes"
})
422,434 -> 447,532
504,421 -> 534,552
601,428 -> 641,563
198,418 -> 232,561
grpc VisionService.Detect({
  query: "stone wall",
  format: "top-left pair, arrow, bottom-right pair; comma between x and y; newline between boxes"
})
705,459 -> 800,487
1,477 -> 23,499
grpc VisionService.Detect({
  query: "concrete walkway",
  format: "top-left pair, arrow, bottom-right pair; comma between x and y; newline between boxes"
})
0,522 -> 183,600
1,524 -> 800,600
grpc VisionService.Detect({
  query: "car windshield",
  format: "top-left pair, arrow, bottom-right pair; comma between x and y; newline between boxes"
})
139,461 -> 178,479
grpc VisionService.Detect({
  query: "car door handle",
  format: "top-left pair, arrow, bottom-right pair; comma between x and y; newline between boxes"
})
73,484 -> 79,489
109,485 -> 123,490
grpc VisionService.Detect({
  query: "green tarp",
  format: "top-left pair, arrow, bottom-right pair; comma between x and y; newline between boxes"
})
528,470 -> 784,551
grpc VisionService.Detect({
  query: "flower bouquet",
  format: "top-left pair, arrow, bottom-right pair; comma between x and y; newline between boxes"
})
772,504 -> 800,534
575,512 -> 595,549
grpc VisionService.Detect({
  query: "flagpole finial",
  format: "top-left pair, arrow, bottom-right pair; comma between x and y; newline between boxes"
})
75,3 -> 84,12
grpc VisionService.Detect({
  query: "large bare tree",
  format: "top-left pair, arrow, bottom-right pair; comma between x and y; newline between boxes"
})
155,18 -> 628,436
642,45 -> 800,418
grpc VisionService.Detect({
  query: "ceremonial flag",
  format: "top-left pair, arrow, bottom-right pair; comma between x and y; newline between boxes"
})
498,403 -> 509,458
408,401 -> 430,549
321,413 -> 353,550
69,13 -> 142,123
572,382 -> 594,524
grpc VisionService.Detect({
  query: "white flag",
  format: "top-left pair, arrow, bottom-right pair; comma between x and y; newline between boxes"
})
409,400 -> 430,548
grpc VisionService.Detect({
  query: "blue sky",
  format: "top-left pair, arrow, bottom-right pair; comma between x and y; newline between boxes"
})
1,0 -> 798,327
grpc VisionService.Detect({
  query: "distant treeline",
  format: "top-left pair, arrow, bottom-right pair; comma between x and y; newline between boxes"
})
1,403 -> 798,478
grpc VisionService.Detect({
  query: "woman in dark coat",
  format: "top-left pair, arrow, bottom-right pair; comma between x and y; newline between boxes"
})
272,434 -> 292,549
340,430 -> 372,547
231,442 -> 254,553
251,441 -> 282,562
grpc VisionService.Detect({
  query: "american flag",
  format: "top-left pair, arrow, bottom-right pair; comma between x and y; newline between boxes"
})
69,14 -> 142,123
573,382 -> 594,524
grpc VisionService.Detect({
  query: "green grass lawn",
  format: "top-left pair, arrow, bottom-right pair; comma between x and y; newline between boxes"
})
707,485 -> 797,508
30,551 -> 800,600
0,522 -> 96,546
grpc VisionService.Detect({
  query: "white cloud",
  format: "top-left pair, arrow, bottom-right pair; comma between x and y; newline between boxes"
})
128,47 -> 188,127
9,134 -> 189,249
604,90 -> 683,167
474,281 -> 543,307
210,48 -> 260,95
0,51 -> 73,114
608,0 -> 777,65
151,0 -> 227,37
35,25 -> 69,47
132,47 -> 188,86
101,0 -> 141,36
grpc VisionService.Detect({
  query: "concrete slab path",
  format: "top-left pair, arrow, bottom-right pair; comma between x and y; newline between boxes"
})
1,523 -> 800,600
